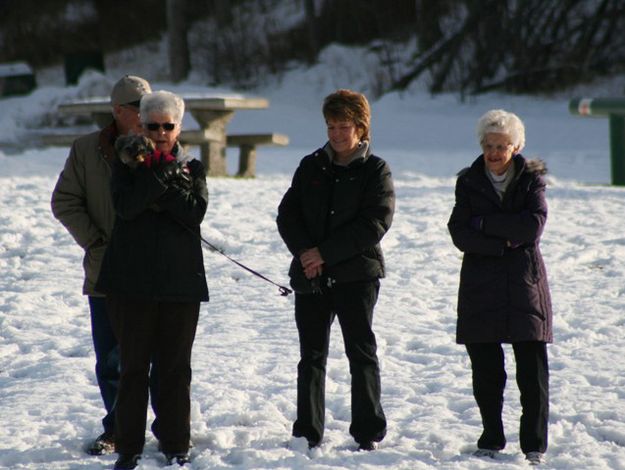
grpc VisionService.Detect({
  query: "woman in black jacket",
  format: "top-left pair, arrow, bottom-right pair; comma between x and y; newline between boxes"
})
448,109 -> 552,466
277,89 -> 395,451
96,90 -> 208,470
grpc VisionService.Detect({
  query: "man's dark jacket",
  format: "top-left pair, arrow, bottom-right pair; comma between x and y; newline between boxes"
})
51,123 -> 119,296
96,151 -> 209,302
277,146 -> 395,293
447,154 -> 552,344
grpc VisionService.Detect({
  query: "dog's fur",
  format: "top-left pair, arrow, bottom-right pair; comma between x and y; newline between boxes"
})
115,134 -> 156,169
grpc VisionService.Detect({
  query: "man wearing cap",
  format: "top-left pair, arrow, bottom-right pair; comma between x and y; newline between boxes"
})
51,75 -> 152,456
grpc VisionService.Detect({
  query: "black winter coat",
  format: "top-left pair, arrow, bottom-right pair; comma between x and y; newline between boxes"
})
96,151 -> 209,302
276,146 -> 395,293
447,154 -> 552,344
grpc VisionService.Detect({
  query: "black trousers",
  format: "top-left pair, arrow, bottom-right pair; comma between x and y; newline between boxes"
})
465,342 -> 549,454
89,297 -> 159,438
107,294 -> 199,455
292,280 -> 387,445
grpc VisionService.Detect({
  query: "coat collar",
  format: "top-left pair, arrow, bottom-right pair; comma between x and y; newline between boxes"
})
462,154 -> 528,206
98,122 -> 120,165
314,141 -> 371,171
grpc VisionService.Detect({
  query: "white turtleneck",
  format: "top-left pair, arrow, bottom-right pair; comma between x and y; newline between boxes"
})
486,164 -> 515,199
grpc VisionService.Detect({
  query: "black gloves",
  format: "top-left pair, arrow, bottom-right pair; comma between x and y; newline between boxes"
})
154,160 -> 181,183
154,161 -> 193,192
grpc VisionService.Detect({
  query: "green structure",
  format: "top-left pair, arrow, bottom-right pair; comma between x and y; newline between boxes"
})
569,97 -> 625,186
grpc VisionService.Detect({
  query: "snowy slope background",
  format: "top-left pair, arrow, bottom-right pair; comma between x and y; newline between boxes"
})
1,43 -> 625,469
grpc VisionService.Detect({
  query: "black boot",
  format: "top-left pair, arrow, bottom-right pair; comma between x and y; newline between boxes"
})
165,452 -> 190,466
87,431 -> 115,455
113,453 -> 141,469
357,441 -> 378,451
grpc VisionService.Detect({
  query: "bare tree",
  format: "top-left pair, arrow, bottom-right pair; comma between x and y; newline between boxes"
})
395,0 -> 625,95
304,0 -> 320,63
167,0 -> 190,82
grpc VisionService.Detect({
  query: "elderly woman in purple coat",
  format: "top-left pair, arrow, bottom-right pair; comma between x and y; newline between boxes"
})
447,109 -> 552,466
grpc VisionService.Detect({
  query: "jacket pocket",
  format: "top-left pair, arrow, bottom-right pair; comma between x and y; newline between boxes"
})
84,242 -> 107,284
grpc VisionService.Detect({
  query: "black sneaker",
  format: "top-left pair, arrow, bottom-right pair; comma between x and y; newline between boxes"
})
87,432 -> 115,456
525,451 -> 544,466
358,441 -> 378,451
165,452 -> 190,466
473,448 -> 499,459
158,439 -> 194,451
307,440 -> 320,449
113,453 -> 141,470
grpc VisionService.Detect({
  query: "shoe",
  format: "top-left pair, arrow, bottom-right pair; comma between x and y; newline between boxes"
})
165,452 -> 191,466
307,440 -> 320,449
288,435 -> 318,451
473,448 -> 499,459
525,451 -> 544,465
358,441 -> 378,451
158,439 -> 194,451
113,453 -> 141,470
87,432 -> 115,456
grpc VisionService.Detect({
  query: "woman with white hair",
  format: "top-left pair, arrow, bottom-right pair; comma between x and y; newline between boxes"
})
96,90 -> 208,469
447,109 -> 552,466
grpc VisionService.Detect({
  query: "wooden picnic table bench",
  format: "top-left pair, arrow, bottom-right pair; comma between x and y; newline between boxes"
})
39,128 -> 289,178
54,94 -> 287,177
180,131 -> 289,177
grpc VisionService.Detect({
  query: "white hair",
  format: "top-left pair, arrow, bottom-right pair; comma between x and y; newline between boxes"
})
476,109 -> 525,152
140,90 -> 185,124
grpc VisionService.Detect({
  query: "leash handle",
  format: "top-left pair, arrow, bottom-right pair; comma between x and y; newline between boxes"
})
199,233 -> 293,296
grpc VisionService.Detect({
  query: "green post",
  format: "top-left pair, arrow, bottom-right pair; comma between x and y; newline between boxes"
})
609,115 -> 625,186
569,97 -> 625,186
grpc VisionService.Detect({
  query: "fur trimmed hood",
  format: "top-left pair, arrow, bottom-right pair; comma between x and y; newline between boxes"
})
525,157 -> 547,175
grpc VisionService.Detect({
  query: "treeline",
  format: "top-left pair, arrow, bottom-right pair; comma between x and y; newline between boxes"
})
0,0 -> 623,96
403,0 -> 625,95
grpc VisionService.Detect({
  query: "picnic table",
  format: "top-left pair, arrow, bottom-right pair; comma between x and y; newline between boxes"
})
56,95 -> 288,177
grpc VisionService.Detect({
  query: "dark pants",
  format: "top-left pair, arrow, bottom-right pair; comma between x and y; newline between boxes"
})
89,296 -> 119,435
107,294 -> 199,455
292,280 -> 387,446
465,342 -> 549,454
89,296 -> 159,437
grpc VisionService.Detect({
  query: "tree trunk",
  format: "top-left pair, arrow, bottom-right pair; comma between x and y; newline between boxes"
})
304,0 -> 319,63
167,0 -> 190,83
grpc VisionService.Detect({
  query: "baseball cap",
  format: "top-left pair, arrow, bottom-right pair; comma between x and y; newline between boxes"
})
110,75 -> 152,106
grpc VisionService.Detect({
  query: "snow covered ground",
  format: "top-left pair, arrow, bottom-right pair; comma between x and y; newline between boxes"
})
1,65 -> 625,469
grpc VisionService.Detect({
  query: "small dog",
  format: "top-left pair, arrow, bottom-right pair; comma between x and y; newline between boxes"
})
115,134 -> 156,169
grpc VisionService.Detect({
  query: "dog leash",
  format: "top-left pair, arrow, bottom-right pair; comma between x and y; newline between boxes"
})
173,215 -> 292,297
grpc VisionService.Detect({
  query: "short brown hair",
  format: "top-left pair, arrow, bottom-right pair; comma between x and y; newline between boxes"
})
322,89 -> 371,142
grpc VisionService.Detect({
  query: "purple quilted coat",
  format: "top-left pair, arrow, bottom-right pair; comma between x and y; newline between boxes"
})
447,154 -> 553,344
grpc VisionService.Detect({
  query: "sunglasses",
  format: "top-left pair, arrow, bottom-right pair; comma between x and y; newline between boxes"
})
146,122 -> 176,132
122,100 -> 141,108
